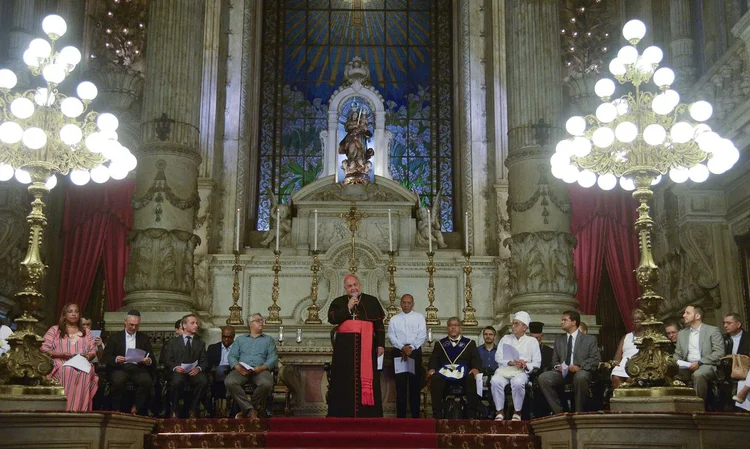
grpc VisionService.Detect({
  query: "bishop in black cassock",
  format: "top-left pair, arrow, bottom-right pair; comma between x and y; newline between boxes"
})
327,274 -> 385,418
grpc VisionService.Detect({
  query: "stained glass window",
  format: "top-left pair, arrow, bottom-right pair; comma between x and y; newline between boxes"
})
257,0 -> 454,231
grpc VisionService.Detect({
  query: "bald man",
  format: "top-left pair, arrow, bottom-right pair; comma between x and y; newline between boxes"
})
327,274 -> 386,417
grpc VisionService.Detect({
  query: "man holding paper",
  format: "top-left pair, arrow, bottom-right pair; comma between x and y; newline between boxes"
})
674,305 -> 724,404
490,311 -> 541,421
207,326 -> 236,416
387,294 -> 427,418
102,310 -> 155,415
162,314 -> 208,418
538,310 -> 601,414
328,274 -> 386,417
225,314 -> 278,419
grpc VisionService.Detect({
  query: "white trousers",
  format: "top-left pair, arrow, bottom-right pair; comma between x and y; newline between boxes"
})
490,371 -> 529,413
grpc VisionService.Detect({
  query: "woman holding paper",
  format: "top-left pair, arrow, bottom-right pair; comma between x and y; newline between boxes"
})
41,302 -> 98,411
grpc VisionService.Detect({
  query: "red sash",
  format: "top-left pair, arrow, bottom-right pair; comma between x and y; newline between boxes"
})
337,320 -> 375,406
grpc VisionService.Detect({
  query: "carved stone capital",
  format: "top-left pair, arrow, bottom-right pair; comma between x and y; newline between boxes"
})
505,231 -> 578,314
124,228 -> 202,296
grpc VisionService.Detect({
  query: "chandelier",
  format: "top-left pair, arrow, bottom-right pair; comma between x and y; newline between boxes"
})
552,19 -> 739,390
0,15 -> 136,388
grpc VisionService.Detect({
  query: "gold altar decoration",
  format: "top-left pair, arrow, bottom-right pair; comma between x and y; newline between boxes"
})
266,250 -> 283,324
0,15 -> 136,389
305,251 -> 323,324
226,250 -> 244,325
461,252 -> 477,326
339,202 -> 368,273
384,251 -> 399,324
424,252 -> 440,326
552,20 -> 738,391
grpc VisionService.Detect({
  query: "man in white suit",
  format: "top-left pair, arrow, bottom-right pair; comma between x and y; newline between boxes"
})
674,305 -> 724,403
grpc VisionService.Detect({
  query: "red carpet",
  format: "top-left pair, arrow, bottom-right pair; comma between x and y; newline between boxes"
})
266,418 -> 437,448
147,417 -> 539,449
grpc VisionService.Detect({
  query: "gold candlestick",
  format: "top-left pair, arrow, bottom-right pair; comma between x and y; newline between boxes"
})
226,250 -> 245,325
461,252 -> 477,326
305,250 -> 323,324
424,251 -> 440,325
384,251 -> 399,324
266,250 -> 283,324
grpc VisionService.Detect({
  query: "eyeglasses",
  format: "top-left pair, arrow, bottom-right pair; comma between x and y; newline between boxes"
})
252,318 -> 264,324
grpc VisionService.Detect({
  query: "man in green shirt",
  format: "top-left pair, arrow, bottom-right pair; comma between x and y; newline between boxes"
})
225,313 -> 278,418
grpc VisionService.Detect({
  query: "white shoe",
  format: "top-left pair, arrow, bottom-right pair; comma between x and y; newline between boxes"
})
511,413 -> 522,421
494,412 -> 504,421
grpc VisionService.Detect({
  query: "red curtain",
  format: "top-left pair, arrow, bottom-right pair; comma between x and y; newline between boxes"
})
58,179 -> 135,315
569,185 -> 641,330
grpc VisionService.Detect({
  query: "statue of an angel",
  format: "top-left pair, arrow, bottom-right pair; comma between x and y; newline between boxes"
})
415,189 -> 447,249
260,187 -> 292,248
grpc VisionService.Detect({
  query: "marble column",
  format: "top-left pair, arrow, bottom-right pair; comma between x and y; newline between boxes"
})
504,0 -> 577,316
123,0 -> 205,312
7,0 -> 38,85
670,0 -> 697,89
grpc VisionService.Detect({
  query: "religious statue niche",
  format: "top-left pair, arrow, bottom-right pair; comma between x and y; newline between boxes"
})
321,57 -> 392,185
338,98 -> 374,185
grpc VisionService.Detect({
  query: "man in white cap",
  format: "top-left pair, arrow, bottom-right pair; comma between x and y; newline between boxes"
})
490,311 -> 541,421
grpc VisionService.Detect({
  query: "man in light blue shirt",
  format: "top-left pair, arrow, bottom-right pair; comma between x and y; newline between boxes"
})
225,313 -> 278,419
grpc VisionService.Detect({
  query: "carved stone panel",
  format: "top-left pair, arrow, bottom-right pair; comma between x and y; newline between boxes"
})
124,228 -> 201,295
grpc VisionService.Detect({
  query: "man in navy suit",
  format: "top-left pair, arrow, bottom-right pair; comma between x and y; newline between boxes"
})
102,310 -> 155,415
538,310 -> 601,413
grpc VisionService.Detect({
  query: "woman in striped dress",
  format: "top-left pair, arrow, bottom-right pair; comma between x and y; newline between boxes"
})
41,302 -> 98,411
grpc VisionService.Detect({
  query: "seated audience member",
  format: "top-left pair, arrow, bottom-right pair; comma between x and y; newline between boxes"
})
101,310 -> 155,415
478,326 -> 498,372
529,321 -> 553,372
611,309 -> 646,389
674,305 -> 724,403
723,313 -> 749,356
160,319 -> 184,366
427,317 -> 481,419
41,302 -> 98,411
528,320 -> 553,417
491,311 -> 541,421
538,310 -> 601,414
207,325 -> 236,415
162,314 -> 208,418
80,316 -> 104,363
225,313 -> 278,419
579,322 -> 589,335
664,320 -> 680,344
733,370 -> 750,403
0,319 -> 13,357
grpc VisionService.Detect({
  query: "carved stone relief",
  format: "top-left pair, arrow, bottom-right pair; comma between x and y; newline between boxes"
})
504,231 -> 577,296
0,185 -> 26,302
124,228 -> 201,294
131,160 -> 201,223
192,254 -> 214,313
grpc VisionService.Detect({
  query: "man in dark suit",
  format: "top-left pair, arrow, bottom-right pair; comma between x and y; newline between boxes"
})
162,314 -> 209,418
529,321 -> 553,371
428,316 -> 481,419
102,310 -> 155,415
538,310 -> 601,414
723,312 -> 750,356
206,325 -> 235,417
529,321 -> 554,417
675,305 -> 724,403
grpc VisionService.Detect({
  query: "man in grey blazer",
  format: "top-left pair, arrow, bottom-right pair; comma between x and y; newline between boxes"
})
538,310 -> 601,414
674,305 -> 724,403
